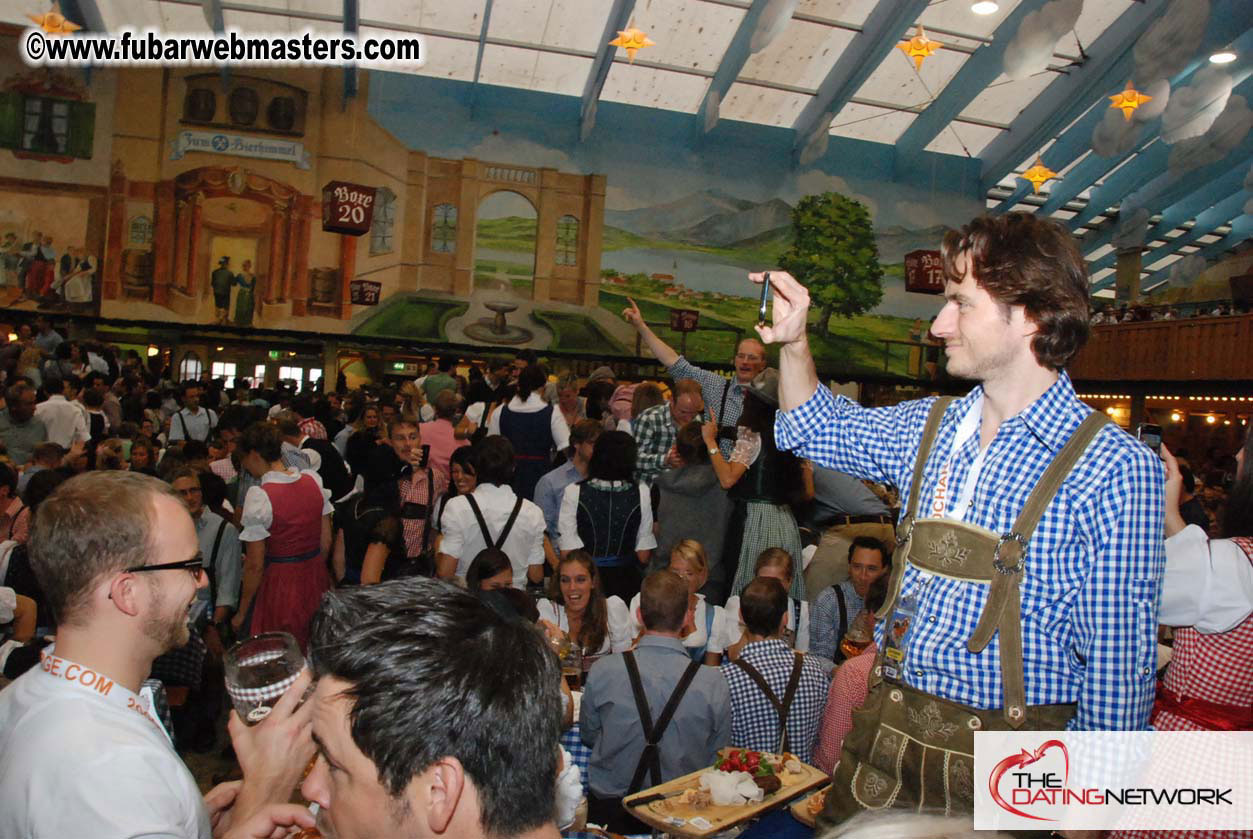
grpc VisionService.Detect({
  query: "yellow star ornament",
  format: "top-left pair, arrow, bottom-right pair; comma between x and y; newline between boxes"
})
1020,157 -> 1059,194
1109,82 -> 1152,121
898,25 -> 942,71
28,3 -> 81,34
608,27 -> 655,64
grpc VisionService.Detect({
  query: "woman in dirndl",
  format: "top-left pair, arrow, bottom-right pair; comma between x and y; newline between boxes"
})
705,368 -> 809,602
232,421 -> 332,650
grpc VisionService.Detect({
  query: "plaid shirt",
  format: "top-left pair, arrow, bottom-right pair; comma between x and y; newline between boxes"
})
298,416 -> 327,441
633,402 -> 679,485
775,372 -> 1165,731
720,639 -> 830,763
399,467 -> 447,558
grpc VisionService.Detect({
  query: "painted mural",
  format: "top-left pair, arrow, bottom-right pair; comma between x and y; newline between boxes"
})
0,26 -> 987,378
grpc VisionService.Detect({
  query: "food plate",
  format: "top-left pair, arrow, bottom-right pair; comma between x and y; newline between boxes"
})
622,750 -> 827,838
789,783 -> 830,827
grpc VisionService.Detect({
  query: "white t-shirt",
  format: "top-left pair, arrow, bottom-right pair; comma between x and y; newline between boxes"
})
628,591 -> 725,657
439,483 -> 546,588
0,650 -> 211,838
536,596 -> 633,656
716,594 -> 810,653
239,468 -> 333,542
557,480 -> 658,554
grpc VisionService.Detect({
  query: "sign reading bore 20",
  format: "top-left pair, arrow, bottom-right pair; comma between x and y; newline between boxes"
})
322,181 -> 376,235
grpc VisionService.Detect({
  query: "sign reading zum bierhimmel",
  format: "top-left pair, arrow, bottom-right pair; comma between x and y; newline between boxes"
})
170,130 -> 311,170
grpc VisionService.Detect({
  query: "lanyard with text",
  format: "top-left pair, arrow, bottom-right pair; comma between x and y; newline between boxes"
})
927,394 -> 989,524
37,647 -> 172,743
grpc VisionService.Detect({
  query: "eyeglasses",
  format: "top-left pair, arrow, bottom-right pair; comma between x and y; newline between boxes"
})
125,556 -> 206,580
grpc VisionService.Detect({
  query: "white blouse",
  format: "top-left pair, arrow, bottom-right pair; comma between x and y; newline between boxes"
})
537,596 -> 633,656
239,468 -> 333,543
628,592 -> 725,656
715,594 -> 810,653
557,480 -> 658,554
1158,525 -> 1253,634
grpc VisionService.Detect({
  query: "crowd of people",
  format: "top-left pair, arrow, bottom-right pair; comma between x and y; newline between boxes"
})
0,211 -> 1249,839
1090,299 -> 1248,324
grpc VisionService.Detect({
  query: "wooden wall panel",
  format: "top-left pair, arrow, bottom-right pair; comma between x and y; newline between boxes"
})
1070,315 -> 1252,381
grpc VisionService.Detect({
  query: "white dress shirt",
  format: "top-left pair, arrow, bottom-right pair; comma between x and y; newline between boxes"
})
0,650 -> 211,838
168,406 -> 218,442
439,482 -> 545,588
34,393 -> 88,447
487,392 -> 571,450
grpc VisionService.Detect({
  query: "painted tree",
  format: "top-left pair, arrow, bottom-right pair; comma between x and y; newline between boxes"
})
779,192 -> 883,336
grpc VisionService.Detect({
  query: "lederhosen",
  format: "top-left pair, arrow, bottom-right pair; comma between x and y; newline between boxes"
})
594,650 -> 703,834
821,398 -> 1109,826
733,651 -> 806,753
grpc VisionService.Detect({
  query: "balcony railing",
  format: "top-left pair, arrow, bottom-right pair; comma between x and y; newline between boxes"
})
1069,313 -> 1253,381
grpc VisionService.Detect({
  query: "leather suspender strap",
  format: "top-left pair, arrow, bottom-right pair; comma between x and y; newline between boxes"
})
207,517 -> 227,610
623,651 -> 703,793
879,396 -> 953,620
176,410 -> 190,441
732,652 -> 806,754
967,410 -> 1110,727
464,494 -> 525,550
832,584 -> 848,662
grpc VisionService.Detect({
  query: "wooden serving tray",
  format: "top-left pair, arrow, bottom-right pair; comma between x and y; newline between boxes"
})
622,752 -> 828,838
789,784 -> 830,827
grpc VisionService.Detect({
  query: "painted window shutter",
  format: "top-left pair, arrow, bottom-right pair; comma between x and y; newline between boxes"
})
0,91 -> 23,150
65,100 -> 95,159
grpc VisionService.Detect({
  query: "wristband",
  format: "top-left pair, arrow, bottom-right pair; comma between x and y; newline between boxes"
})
707,447 -> 719,457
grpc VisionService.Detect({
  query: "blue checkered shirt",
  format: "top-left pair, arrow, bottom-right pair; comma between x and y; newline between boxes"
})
775,372 -> 1164,731
810,580 -> 864,662
720,639 -> 830,763
668,357 -> 742,458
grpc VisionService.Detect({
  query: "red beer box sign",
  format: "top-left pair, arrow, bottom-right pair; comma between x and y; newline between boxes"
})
905,249 -> 945,295
669,309 -> 700,332
322,181 -> 376,235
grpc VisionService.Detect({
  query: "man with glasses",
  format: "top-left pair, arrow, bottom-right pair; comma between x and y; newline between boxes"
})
622,298 -> 766,457
0,471 -> 314,838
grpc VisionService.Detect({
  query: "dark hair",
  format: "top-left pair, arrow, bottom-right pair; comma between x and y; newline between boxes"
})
82,389 -> 103,409
438,356 -> 456,373
639,569 -> 687,632
737,394 -> 805,503
848,535 -> 890,569
237,421 -> 282,462
43,377 -> 64,395
291,395 -> 314,418
309,579 -> 561,836
583,379 -> 617,422
674,420 -> 708,465
466,548 -> 513,591
24,467 -> 68,510
1179,463 -> 1196,496
1221,425 -> 1253,539
478,587 -> 540,625
0,463 -> 16,496
553,551 -> 609,655
472,436 -> 515,486
518,363 -> 547,395
941,212 -> 1090,370
741,576 -> 788,637
274,414 -> 302,437
865,574 -> 890,614
31,442 -> 65,466
587,430 -> 636,482
569,418 -> 603,447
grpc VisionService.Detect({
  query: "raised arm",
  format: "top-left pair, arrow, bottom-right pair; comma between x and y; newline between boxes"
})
750,271 -> 818,411
622,297 -> 679,367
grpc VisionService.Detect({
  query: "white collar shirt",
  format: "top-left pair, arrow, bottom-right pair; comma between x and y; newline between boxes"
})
0,650 -> 211,838
437,482 -> 546,588
486,392 -> 571,449
34,393 -> 89,447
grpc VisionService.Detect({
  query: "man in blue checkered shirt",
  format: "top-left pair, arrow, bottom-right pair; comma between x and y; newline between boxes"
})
722,577 -> 829,763
757,214 -> 1164,820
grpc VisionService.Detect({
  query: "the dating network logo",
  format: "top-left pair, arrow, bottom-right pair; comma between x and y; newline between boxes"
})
988,739 -> 1070,821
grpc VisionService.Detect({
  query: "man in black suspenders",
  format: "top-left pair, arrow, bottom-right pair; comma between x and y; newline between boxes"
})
761,213 -> 1166,828
581,571 -> 731,834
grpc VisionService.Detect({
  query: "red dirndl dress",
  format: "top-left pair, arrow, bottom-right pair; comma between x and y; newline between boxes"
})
248,472 -> 330,650
1108,537 -> 1253,839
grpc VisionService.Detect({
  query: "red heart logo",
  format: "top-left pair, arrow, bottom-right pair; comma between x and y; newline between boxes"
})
989,739 -> 1069,821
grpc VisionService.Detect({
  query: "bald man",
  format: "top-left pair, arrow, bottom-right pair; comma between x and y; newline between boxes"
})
623,299 -> 765,457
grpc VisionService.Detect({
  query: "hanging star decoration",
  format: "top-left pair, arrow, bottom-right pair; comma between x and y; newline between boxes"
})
28,2 -> 81,34
1109,82 -> 1152,121
1020,156 -> 1059,194
608,26 -> 655,64
898,25 -> 942,71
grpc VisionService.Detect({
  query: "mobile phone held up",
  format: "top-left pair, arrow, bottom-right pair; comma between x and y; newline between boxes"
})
757,272 -> 771,326
1137,423 -> 1162,455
